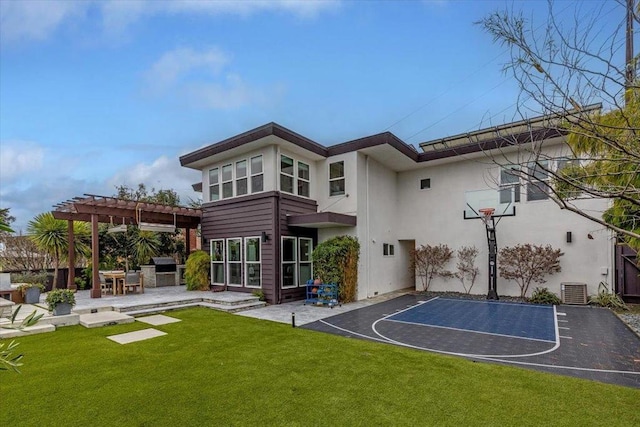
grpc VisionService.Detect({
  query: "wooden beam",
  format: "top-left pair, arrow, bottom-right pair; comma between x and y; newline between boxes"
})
90,214 -> 101,299
67,220 -> 76,290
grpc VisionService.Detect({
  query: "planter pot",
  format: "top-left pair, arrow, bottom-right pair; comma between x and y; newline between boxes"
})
52,302 -> 72,316
24,287 -> 41,304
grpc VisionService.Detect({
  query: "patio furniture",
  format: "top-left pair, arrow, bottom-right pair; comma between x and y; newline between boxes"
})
123,272 -> 144,295
99,273 -> 113,295
103,271 -> 125,295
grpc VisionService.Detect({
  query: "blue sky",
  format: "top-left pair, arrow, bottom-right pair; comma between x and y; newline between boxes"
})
0,0 -> 626,232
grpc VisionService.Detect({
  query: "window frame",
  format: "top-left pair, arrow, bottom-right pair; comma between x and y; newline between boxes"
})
527,161 -> 550,201
221,163 -> 234,199
210,239 -> 225,285
297,161 -> 310,198
383,243 -> 395,257
298,237 -> 313,287
281,236 -> 297,289
226,238 -> 243,287
499,165 -> 521,204
280,155 -> 295,194
250,155 -> 264,194
244,236 -> 261,289
235,160 -> 248,197
329,161 -> 346,197
209,167 -> 220,202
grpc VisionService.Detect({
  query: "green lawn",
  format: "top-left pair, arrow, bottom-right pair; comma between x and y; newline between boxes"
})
2,308 -> 638,426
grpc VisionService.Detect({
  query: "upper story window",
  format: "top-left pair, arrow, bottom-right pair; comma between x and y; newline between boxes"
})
236,160 -> 248,196
527,161 -> 550,201
280,155 -> 295,194
280,154 -> 311,197
329,161 -> 345,196
209,168 -> 219,201
208,155 -> 264,202
222,164 -> 233,198
298,162 -> 310,197
251,155 -> 263,193
499,166 -> 520,204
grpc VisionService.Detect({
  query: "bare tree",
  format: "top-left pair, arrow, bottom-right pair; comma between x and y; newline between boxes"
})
455,246 -> 480,294
411,244 -> 453,292
0,233 -> 52,272
478,1 -> 640,248
499,244 -> 563,298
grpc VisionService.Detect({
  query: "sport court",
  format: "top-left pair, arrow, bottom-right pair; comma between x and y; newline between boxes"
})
303,294 -> 640,388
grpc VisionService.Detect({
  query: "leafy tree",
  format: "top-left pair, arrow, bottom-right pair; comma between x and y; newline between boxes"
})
410,244 -> 453,292
498,244 -> 563,298
0,208 -> 15,234
479,1 -> 640,250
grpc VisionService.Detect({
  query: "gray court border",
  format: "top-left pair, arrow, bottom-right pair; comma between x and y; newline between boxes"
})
318,297 -> 640,377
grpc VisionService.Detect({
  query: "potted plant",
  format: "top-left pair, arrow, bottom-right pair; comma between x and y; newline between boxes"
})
13,271 -> 48,304
17,283 -> 46,304
45,289 -> 76,316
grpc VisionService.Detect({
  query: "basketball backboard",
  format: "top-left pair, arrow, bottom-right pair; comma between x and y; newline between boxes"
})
464,188 -> 516,219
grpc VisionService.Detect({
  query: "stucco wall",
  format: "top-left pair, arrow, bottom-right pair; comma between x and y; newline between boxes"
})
396,146 -> 612,298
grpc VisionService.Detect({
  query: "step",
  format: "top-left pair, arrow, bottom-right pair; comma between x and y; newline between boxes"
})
0,324 -> 56,338
124,300 -> 266,317
73,306 -> 116,315
206,292 -> 261,306
116,298 -> 204,314
79,311 -> 135,328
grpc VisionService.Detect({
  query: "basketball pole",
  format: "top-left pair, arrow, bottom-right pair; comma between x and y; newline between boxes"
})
484,215 -> 499,300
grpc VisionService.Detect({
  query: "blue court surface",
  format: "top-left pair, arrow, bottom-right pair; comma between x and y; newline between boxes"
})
387,297 -> 556,342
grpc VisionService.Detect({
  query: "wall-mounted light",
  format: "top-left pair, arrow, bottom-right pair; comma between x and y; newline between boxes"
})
261,231 -> 269,243
566,231 -> 572,243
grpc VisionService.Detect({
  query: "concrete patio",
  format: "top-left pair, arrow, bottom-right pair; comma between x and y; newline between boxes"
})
0,285 -> 415,337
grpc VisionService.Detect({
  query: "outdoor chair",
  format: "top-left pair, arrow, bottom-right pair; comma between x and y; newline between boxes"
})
99,272 -> 113,295
123,271 -> 144,295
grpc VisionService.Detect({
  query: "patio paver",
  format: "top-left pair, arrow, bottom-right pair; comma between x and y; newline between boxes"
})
107,328 -> 166,344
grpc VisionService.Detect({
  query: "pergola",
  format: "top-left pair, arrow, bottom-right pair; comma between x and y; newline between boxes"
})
52,194 -> 202,298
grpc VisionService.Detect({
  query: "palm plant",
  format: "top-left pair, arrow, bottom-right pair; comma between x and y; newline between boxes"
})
26,213 -> 91,289
129,230 -> 160,266
27,213 -> 67,289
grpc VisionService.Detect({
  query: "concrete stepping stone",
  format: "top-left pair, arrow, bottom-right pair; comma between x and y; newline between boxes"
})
79,311 -> 134,328
107,328 -> 166,344
136,314 -> 181,326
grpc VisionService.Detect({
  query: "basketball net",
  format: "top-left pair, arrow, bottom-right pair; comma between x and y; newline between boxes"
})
478,207 -> 495,226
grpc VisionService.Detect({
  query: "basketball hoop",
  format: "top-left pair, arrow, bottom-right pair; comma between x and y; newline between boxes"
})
478,207 -> 495,225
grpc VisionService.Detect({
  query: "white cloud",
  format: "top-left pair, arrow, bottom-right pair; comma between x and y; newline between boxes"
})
146,47 -> 230,91
106,155 -> 200,204
145,47 -> 278,110
0,0 -> 341,45
0,141 -> 45,180
0,0 -> 88,44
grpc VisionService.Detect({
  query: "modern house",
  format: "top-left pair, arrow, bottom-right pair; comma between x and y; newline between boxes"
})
180,112 -> 627,305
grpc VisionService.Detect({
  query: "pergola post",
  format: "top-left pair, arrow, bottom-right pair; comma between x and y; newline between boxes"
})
90,214 -> 101,298
67,220 -> 76,290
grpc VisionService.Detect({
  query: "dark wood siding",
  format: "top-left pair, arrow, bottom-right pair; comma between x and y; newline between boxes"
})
279,194 -> 318,301
201,191 -> 318,304
202,192 -> 278,303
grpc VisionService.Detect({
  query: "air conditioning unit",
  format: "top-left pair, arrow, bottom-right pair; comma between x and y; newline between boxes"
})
561,282 -> 588,305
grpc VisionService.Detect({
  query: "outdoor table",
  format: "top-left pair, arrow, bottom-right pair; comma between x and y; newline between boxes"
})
103,271 -> 125,295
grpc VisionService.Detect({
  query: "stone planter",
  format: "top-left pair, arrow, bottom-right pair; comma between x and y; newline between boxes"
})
24,287 -> 41,304
52,302 -> 72,316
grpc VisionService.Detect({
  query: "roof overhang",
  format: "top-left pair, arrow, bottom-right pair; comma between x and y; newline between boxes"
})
287,212 -> 357,229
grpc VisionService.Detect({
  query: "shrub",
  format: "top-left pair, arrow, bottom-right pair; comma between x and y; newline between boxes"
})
528,287 -> 561,305
312,236 -> 359,303
184,250 -> 211,291
589,282 -> 628,310
499,244 -> 563,298
12,271 -> 48,287
455,246 -> 479,294
74,277 -> 87,290
410,244 -> 453,292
